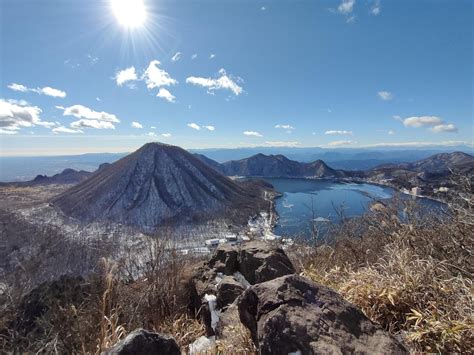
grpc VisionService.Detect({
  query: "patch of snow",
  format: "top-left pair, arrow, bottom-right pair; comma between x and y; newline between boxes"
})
204,294 -> 220,332
189,335 -> 215,354
233,272 -> 251,289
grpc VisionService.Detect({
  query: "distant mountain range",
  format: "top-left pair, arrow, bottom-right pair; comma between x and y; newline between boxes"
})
51,143 -> 272,230
2,145 -> 473,182
196,153 -> 344,178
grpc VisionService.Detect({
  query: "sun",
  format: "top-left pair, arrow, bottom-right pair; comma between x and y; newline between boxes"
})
111,0 -> 147,28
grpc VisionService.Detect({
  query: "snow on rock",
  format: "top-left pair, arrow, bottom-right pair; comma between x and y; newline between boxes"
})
189,335 -> 216,354
204,294 -> 220,332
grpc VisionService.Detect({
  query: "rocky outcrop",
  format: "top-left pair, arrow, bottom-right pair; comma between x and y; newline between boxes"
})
237,274 -> 408,355
103,329 -> 180,355
188,241 -> 295,336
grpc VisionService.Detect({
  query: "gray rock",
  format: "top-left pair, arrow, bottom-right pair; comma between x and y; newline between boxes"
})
103,329 -> 180,355
238,241 -> 295,284
238,274 -> 408,355
209,244 -> 238,275
216,276 -> 245,309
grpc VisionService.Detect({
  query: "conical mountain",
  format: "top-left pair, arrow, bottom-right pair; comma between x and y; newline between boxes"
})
51,142 -> 270,230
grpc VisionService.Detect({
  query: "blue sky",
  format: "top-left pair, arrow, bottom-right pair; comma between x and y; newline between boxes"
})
0,0 -> 472,156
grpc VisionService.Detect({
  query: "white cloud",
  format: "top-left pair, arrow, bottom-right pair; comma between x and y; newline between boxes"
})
131,121 -> 143,129
147,132 -> 158,137
209,54 -> 215,59
8,83 -> 66,98
162,133 -> 172,137
338,0 -> 355,14
203,125 -> 215,131
5,98 -> 30,106
431,124 -> 458,133
52,126 -> 83,134
403,116 -> 442,128
191,54 -> 198,60
377,91 -> 393,100
156,88 -> 176,103
150,126 -> 156,129
243,131 -> 263,137
388,129 -> 395,135
261,6 -> 266,11
275,124 -> 295,130
186,68 -> 243,96
0,128 -> 18,135
0,99 -> 56,133
115,67 -> 138,86
171,52 -> 182,62
8,83 -> 28,92
39,87 -> 66,98
328,140 -> 356,146
325,130 -> 353,136
62,104 -> 120,123
371,0 -> 381,15
71,119 -> 115,130
96,97 -> 101,101
143,60 -> 178,89
187,123 -> 201,130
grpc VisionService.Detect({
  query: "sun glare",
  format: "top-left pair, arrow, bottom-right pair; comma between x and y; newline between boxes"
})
111,0 -> 146,28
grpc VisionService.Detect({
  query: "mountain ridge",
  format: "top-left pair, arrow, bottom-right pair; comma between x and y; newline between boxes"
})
51,143 -> 271,230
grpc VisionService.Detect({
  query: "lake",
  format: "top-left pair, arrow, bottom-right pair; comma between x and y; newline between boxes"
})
260,178 -> 443,238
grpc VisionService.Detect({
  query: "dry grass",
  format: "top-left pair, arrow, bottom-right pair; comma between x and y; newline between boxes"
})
295,177 -> 474,353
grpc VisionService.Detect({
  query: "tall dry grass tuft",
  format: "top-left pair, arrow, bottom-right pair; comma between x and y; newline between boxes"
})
296,178 -> 474,353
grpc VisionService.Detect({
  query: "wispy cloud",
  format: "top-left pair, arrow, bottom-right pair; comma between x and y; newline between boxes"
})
325,130 -> 353,136
71,119 -> 115,130
243,131 -> 263,137
131,121 -> 143,129
377,91 -> 393,101
156,88 -> 176,103
263,141 -> 300,147
338,0 -> 356,14
187,123 -> 201,130
186,68 -> 243,96
61,105 -> 120,123
402,116 -> 442,128
0,99 -> 56,134
171,52 -> 181,62
209,53 -> 216,59
52,126 -> 83,134
401,115 -> 458,134
8,83 -> 66,98
328,140 -> 356,146
275,124 -> 295,130
115,67 -> 138,86
115,61 -> 178,102
162,133 -> 172,137
431,124 -> 458,133
191,54 -> 198,60
370,0 -> 381,15
187,123 -> 214,131
142,60 -> 178,89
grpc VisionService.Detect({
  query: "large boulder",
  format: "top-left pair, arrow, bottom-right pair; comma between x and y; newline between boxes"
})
103,329 -> 180,355
238,274 -> 408,355
238,241 -> 295,284
216,276 -> 245,309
